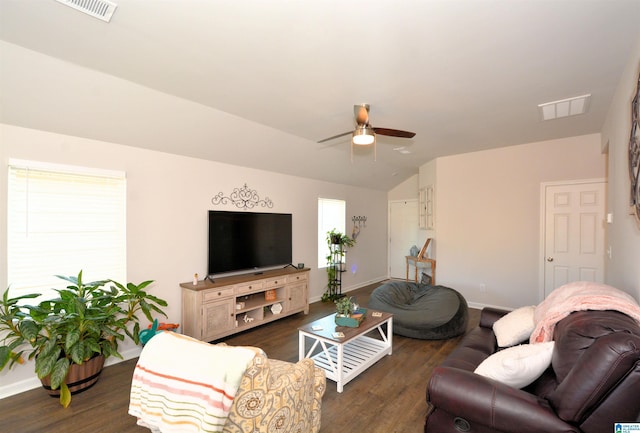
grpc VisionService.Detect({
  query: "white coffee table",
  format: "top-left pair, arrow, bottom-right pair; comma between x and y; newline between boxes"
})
298,310 -> 393,392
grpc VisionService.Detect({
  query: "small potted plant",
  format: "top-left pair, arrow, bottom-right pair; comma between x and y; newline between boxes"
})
0,270 -> 167,407
335,296 -> 355,316
334,296 -> 366,327
327,228 -> 356,248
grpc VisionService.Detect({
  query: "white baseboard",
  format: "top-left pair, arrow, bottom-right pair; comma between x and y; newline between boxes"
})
466,301 -> 513,311
0,346 -> 142,400
0,376 -> 41,399
309,276 -> 388,303
308,278 -> 514,313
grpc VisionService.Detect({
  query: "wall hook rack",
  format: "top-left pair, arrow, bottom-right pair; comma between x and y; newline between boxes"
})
352,216 -> 367,227
351,216 -> 366,240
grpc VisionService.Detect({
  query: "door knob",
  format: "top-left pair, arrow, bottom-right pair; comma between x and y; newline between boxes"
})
546,257 -> 554,262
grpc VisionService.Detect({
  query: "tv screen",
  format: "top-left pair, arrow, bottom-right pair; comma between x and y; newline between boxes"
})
208,211 -> 292,276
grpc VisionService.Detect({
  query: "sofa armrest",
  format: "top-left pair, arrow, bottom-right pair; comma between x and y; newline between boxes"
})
427,367 -> 579,433
479,307 -> 510,328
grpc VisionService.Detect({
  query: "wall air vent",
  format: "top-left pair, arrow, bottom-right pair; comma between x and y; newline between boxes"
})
54,0 -> 118,23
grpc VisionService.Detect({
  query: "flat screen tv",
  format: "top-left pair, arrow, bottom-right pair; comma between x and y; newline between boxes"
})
208,210 -> 292,276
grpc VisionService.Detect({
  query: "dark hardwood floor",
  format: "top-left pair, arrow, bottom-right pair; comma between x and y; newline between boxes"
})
0,281 -> 480,433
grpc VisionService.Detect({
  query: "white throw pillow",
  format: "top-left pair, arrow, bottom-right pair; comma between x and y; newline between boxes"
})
493,305 -> 536,347
474,341 -> 555,388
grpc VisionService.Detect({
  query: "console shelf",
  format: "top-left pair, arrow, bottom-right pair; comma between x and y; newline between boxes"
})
180,267 -> 309,341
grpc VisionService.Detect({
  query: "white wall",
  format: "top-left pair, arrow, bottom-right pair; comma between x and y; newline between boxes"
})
420,134 -> 606,308
0,124 -> 388,396
601,37 -> 640,299
418,160 -> 437,190
388,174 -> 418,201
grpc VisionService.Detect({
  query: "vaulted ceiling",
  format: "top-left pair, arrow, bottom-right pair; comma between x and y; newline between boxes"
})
1,1 -> 639,190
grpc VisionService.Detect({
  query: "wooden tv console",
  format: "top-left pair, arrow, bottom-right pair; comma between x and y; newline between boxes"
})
180,267 -> 309,341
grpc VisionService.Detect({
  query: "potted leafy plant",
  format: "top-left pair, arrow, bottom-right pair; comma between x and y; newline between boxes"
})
0,270 -> 167,407
334,296 -> 366,327
335,296 -> 356,316
327,228 -> 356,249
321,229 -> 356,302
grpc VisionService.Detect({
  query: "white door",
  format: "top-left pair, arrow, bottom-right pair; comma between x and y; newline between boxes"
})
389,200 -> 419,279
543,180 -> 606,297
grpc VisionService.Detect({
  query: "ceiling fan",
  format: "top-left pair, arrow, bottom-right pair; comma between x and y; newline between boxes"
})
318,103 -> 416,145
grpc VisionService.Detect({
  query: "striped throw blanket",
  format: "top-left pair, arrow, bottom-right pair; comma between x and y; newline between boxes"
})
129,332 -> 257,433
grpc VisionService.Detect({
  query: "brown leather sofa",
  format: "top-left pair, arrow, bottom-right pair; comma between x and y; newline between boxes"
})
425,307 -> 640,433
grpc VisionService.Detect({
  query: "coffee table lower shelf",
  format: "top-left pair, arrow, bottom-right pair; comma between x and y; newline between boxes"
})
309,336 -> 390,392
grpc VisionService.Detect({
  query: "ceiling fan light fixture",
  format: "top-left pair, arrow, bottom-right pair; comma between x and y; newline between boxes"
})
352,126 -> 376,145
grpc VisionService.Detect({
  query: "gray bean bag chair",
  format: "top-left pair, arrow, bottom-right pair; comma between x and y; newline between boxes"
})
368,281 -> 468,339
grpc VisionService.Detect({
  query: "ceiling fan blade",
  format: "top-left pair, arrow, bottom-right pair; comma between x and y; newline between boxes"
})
317,131 -> 352,143
354,104 -> 370,125
373,127 -> 416,138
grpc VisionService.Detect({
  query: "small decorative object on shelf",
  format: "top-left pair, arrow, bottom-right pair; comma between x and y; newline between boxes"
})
236,301 -> 245,310
264,289 -> 276,301
334,296 -> 366,327
193,273 -> 198,285
270,302 -> 283,315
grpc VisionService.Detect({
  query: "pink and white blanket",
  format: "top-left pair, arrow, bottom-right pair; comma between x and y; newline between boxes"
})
129,332 -> 257,433
530,281 -> 640,343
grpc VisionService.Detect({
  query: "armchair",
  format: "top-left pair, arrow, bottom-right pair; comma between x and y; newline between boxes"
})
224,352 -> 325,433
129,332 -> 326,433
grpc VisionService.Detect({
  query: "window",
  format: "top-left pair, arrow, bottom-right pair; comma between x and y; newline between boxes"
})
317,198 -> 345,268
7,159 -> 126,298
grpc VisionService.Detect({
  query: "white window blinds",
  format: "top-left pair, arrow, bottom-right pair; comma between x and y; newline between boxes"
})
317,198 -> 346,268
7,160 -> 127,297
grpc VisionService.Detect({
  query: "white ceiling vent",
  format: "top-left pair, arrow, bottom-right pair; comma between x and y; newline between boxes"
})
55,0 -> 118,22
393,146 -> 412,154
538,94 -> 591,121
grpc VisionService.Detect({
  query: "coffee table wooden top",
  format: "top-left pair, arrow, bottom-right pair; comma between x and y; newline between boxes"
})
298,309 -> 393,343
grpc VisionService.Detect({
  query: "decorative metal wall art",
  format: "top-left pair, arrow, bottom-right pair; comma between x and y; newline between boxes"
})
211,183 -> 274,209
630,70 -> 640,223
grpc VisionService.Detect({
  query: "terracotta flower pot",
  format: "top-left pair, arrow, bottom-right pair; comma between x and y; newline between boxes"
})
40,354 -> 105,397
